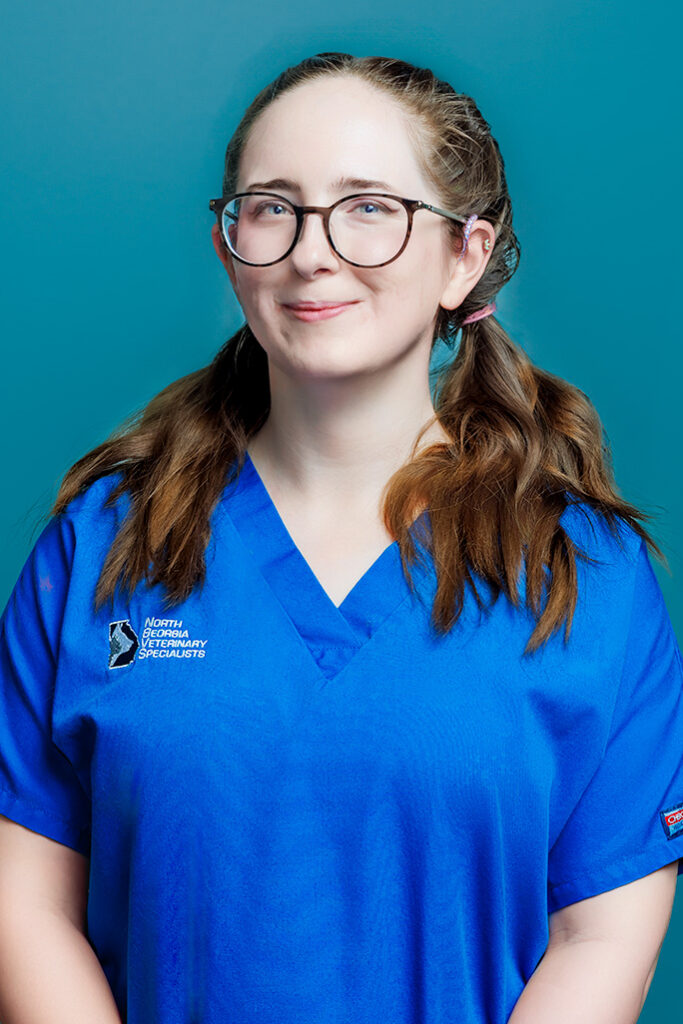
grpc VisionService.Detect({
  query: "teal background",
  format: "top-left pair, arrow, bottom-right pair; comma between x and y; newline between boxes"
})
1,2 -> 681,1018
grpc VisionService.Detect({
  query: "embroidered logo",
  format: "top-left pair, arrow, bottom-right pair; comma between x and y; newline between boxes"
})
107,616 -> 209,668
659,800 -> 683,840
108,620 -> 139,669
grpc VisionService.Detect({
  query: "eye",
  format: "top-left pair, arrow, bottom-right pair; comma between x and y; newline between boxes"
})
254,201 -> 289,216
337,195 -> 403,219
348,200 -> 387,215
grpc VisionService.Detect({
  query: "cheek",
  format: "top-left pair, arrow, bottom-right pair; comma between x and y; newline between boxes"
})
234,279 -> 279,327
380,267 -> 442,327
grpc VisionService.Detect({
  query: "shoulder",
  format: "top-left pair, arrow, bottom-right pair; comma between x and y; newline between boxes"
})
59,471 -> 132,525
2,474 -> 132,626
558,498 -> 643,577
533,499 -> 651,639
554,500 -> 674,660
26,472 -> 132,576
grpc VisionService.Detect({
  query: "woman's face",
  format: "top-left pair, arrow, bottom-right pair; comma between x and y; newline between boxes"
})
212,76 -> 490,381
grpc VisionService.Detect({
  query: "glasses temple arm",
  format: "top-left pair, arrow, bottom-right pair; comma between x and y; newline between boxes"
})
422,203 -> 470,224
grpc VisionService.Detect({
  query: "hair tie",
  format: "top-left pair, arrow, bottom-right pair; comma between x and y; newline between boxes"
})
462,301 -> 497,325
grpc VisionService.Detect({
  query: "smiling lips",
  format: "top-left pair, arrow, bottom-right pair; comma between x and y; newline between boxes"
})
283,300 -> 358,321
284,300 -> 356,309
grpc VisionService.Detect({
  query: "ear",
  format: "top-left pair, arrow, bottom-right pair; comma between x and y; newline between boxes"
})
439,220 -> 496,312
211,224 -> 240,295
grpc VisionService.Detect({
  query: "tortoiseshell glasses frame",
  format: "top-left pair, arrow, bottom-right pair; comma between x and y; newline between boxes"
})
208,191 -> 472,268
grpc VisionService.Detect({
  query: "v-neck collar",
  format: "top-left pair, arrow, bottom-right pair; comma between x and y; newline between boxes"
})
220,451 -> 432,682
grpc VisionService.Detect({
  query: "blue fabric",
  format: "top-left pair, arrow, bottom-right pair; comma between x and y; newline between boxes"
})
1,452 -> 682,1024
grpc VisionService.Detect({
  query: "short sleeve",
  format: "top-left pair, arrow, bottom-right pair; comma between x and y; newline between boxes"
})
0,512 -> 91,856
548,536 -> 683,914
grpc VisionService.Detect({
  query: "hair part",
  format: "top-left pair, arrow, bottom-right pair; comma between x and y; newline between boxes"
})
45,52 -> 666,656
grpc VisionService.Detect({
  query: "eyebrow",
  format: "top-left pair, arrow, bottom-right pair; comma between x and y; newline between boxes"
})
243,175 -> 398,194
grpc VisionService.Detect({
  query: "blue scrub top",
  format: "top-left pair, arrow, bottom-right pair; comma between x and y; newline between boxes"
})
1,451 -> 682,1024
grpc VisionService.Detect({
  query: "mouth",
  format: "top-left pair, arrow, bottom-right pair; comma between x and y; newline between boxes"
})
282,300 -> 358,310
281,300 -> 358,322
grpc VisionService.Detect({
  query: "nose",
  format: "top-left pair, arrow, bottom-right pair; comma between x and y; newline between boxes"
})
290,209 -> 338,266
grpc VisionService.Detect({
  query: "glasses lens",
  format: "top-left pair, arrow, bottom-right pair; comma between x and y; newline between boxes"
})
222,194 -> 297,265
221,193 -> 409,266
329,195 -> 408,266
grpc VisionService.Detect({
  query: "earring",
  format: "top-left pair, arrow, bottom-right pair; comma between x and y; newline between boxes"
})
483,239 -> 491,251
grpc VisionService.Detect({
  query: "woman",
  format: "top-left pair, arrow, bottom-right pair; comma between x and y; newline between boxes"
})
0,52 -> 681,1024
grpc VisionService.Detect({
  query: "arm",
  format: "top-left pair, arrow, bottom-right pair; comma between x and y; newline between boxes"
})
508,861 -> 678,1024
0,816 -> 123,1024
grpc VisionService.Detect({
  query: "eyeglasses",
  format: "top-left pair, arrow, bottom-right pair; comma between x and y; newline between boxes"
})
208,191 -> 472,268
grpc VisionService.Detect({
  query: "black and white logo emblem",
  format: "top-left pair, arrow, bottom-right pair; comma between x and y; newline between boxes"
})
108,619 -> 139,669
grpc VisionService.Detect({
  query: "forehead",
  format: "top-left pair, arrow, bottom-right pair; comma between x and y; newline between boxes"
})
238,77 -> 428,196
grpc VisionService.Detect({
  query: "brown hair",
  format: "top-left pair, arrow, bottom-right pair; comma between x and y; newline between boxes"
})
45,51 -> 667,655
